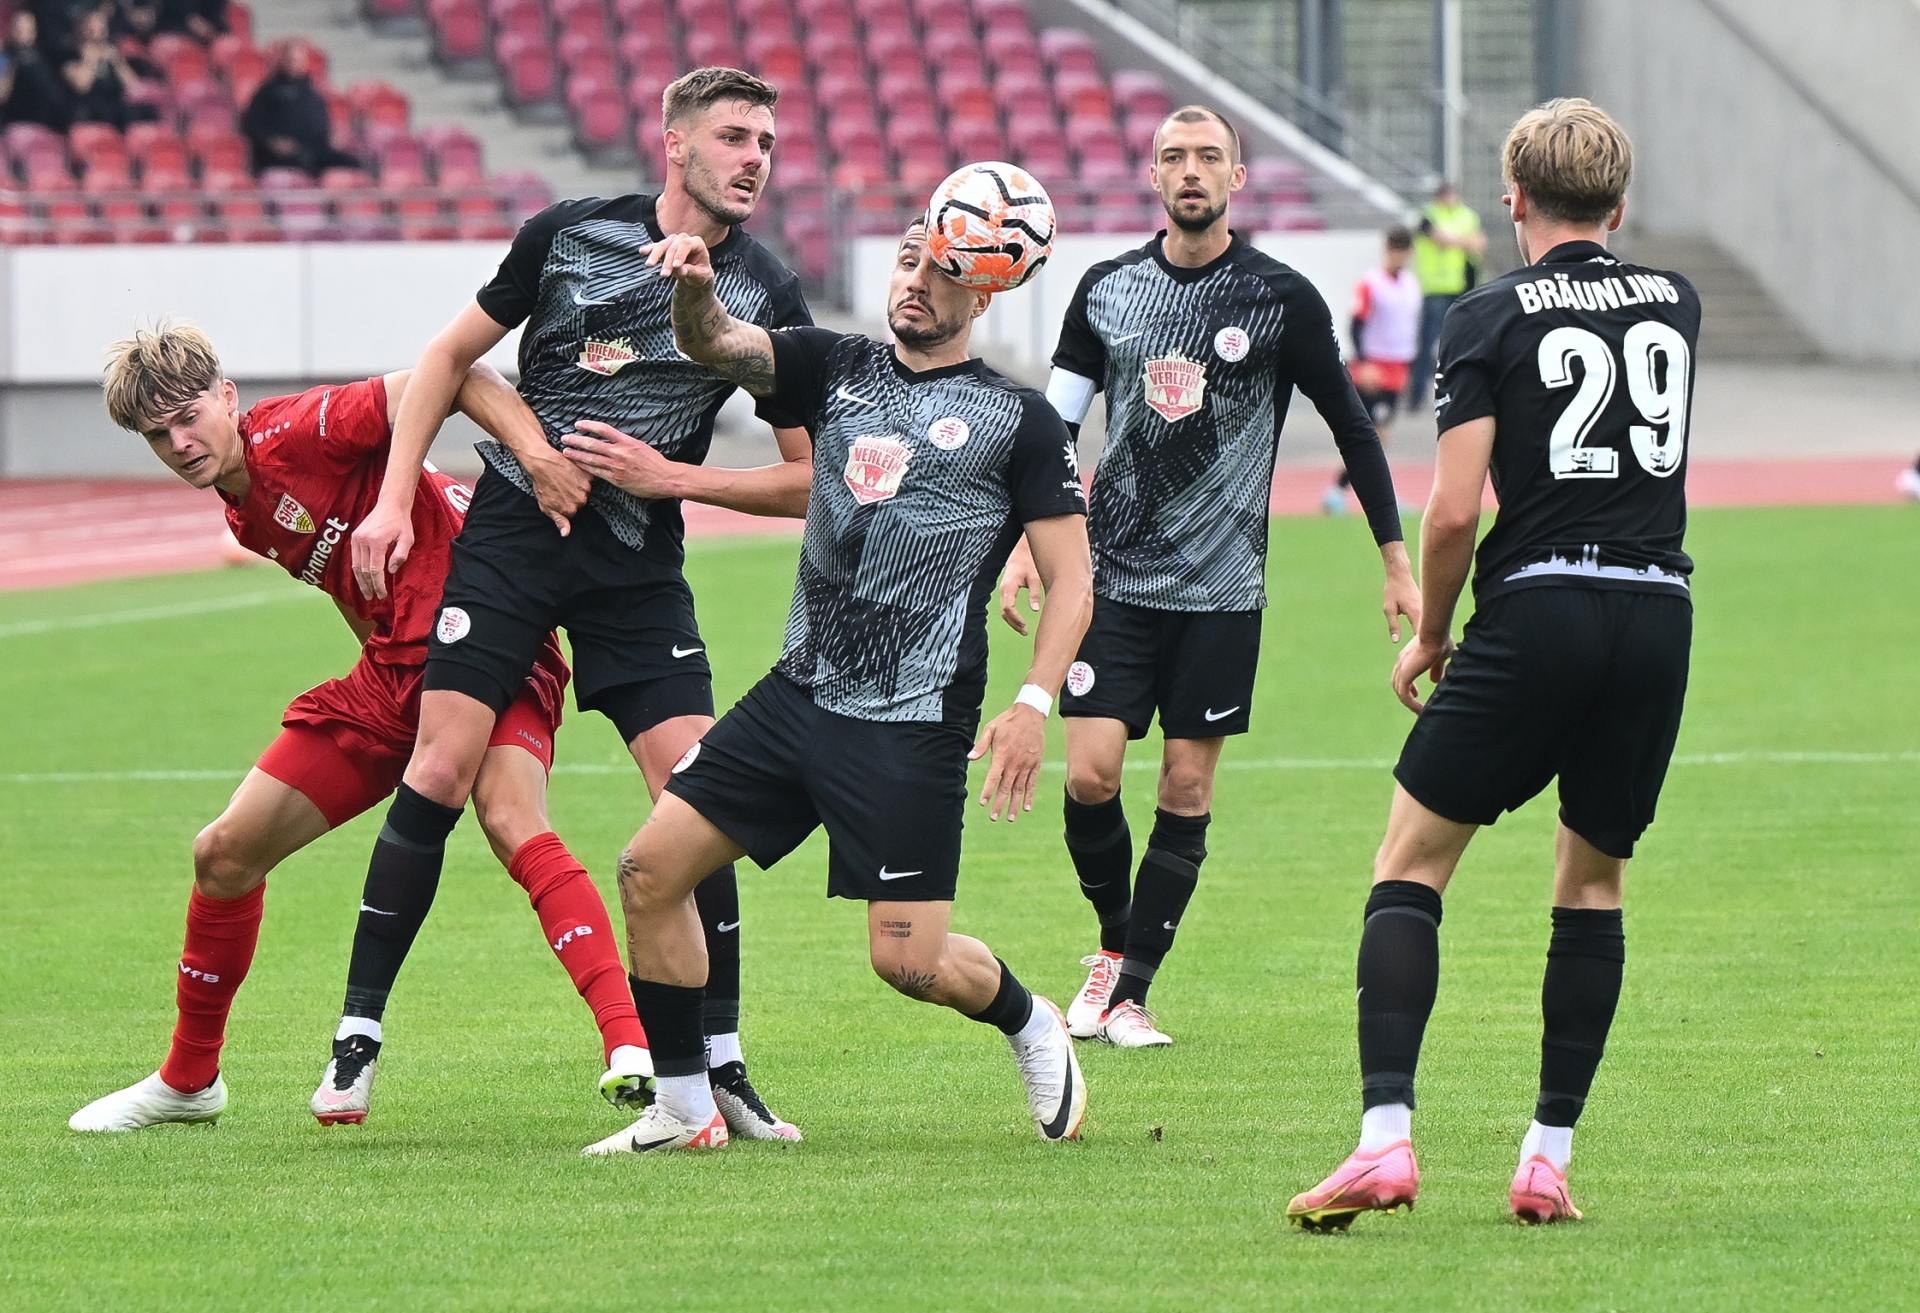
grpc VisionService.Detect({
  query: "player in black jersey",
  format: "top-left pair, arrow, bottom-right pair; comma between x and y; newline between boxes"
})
580,219 -> 1097,1153
342,68 -> 811,1140
1289,100 -> 1697,1231
1001,106 -> 1419,1047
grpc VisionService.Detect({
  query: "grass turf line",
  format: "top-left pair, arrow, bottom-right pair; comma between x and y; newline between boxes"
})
1,507 -> 1917,1310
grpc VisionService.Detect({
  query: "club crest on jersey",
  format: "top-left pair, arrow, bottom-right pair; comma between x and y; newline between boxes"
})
273,494 -> 316,534
576,336 -> 639,376
927,416 -> 970,451
443,482 -> 472,514
1143,354 -> 1207,422
1213,326 -> 1250,361
844,434 -> 912,504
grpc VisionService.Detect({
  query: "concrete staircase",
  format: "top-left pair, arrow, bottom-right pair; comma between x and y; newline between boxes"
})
1613,231 -> 1821,363
247,0 -> 640,200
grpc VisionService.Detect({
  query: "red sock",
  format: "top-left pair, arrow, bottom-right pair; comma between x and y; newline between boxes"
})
158,882 -> 266,1094
508,832 -> 647,1060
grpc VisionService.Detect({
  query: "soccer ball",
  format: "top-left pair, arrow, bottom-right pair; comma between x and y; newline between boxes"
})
924,162 -> 1056,292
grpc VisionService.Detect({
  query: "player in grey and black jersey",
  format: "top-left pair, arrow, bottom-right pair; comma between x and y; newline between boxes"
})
342,68 -> 810,1141
1001,106 -> 1419,1048
584,219 -> 1097,1154
1290,100 -> 1697,1231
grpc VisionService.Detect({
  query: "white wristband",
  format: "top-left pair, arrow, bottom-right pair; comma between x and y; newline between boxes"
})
1015,683 -> 1052,717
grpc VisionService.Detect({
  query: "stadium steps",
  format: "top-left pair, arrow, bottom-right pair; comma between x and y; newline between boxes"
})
1613,232 -> 1822,363
249,0 -> 640,199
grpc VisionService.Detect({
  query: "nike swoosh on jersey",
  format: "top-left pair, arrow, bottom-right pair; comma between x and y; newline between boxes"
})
1202,706 -> 1241,721
1111,331 -> 1144,343
1040,1051 -> 1076,1140
716,920 -> 740,932
877,867 -> 922,880
572,289 -> 614,306
835,384 -> 879,407
359,902 -> 397,916
671,645 -> 704,658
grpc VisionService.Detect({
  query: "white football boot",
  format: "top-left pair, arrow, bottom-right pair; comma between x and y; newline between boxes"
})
580,1102 -> 729,1156
70,1071 -> 226,1132
311,1033 -> 379,1126
1009,996 -> 1086,1141
710,1061 -> 802,1141
1066,951 -> 1121,1039
1097,1000 -> 1173,1048
598,1044 -> 655,1109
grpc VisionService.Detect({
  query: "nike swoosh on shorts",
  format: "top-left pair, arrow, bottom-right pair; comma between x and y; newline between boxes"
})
877,867 -> 922,881
716,920 -> 740,932
672,645 -> 704,658
359,902 -> 397,916
1203,706 -> 1241,722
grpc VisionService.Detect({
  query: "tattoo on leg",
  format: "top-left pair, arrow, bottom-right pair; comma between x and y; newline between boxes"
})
886,967 -> 938,1000
615,851 -> 639,895
880,919 -> 913,940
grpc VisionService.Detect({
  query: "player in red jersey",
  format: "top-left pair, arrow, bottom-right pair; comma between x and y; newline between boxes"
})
70,321 -> 652,1132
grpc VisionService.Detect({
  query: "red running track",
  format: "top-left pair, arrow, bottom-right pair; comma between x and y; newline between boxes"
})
1,457 -> 1910,592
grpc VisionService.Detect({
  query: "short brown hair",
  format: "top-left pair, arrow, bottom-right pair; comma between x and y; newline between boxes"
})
103,320 -> 223,433
1384,224 -> 1412,250
1502,98 -> 1633,224
1154,105 -> 1241,166
662,66 -> 778,128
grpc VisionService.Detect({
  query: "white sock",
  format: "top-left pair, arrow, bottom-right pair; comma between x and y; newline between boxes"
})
1358,1103 -> 1411,1152
706,1031 -> 743,1068
1010,1000 -> 1054,1046
335,1016 -> 382,1044
1519,1120 -> 1573,1171
655,1072 -> 717,1124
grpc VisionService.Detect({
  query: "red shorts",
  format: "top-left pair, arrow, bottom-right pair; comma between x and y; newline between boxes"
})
257,639 -> 569,829
1348,358 -> 1411,396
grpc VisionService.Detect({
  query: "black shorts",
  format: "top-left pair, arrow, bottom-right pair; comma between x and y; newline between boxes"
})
1393,586 -> 1692,859
1058,595 -> 1262,739
424,468 -> 713,741
1357,387 -> 1401,428
664,671 -> 970,902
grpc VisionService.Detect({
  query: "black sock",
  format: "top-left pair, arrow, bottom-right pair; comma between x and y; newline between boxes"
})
628,975 -> 708,1077
1536,907 -> 1625,1127
693,864 -> 741,1040
964,958 -> 1035,1036
1357,880 -> 1443,1110
342,783 -> 462,1021
1110,809 -> 1208,1009
1063,789 -> 1132,954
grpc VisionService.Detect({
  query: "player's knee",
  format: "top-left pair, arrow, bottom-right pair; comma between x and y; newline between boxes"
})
868,934 -> 941,999
191,821 -> 266,898
1065,761 -> 1120,805
471,791 -> 546,867
403,741 -> 481,810
1157,767 -> 1213,815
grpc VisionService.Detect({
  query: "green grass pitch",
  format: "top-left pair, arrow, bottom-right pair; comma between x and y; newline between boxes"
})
2,506 -> 1917,1310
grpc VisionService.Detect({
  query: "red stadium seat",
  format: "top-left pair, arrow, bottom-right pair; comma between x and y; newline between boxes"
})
627,71 -> 674,114
874,69 -> 928,104
432,2 -> 488,61
189,130 -> 249,175
551,0 -> 609,28
227,1 -> 256,42
984,29 -> 1040,77
573,91 -> 628,148
973,0 -> 1029,25
323,167 -> 393,237
1052,72 -> 1113,121
613,0 -> 672,28
947,119 -> 1005,162
1111,70 -> 1169,120
504,48 -> 559,104
685,29 -> 745,66
992,69 -> 1049,116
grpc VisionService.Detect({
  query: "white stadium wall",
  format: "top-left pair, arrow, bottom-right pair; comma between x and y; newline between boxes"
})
848,230 -> 1386,374
1572,0 -> 1920,364
0,242 -> 521,477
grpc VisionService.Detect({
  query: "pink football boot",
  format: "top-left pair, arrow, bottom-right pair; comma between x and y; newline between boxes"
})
1510,1155 -> 1583,1224
1287,1141 -> 1419,1231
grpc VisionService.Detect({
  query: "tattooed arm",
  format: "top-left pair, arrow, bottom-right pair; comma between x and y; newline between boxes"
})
647,232 -> 779,397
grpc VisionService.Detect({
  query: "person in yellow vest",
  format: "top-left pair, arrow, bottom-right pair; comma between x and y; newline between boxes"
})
1407,182 -> 1486,405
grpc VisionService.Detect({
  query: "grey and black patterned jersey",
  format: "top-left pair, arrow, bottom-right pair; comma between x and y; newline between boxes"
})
474,194 -> 810,564
759,328 -> 1086,726
1050,233 -> 1401,612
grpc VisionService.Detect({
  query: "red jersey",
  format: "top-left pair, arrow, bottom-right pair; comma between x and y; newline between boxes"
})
223,378 -> 473,667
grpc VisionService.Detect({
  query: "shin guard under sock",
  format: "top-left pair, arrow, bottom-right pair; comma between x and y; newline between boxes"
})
628,975 -> 707,1078
964,958 -> 1036,1036
1357,880 -> 1443,1110
1536,907 -> 1625,1127
1110,809 -> 1208,1010
693,864 -> 742,1040
1063,790 -> 1133,954
507,832 -> 646,1061
159,882 -> 266,1093
342,783 -> 461,1021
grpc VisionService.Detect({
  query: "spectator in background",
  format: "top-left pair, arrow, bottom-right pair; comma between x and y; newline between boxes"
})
30,0 -> 93,60
65,8 -> 156,128
156,0 -> 226,43
110,0 -> 162,45
1407,181 -> 1486,406
241,40 -> 359,176
2,10 -> 71,131
1326,225 -> 1423,515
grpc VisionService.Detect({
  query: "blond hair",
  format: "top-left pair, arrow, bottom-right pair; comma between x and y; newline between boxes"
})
103,320 -> 224,433
1502,98 -> 1633,225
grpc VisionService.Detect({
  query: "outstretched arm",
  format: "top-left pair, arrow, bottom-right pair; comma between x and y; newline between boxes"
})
561,419 -> 810,518
650,233 -> 779,397
971,513 -> 1094,821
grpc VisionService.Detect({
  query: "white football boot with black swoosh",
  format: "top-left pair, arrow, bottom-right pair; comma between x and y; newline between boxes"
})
1009,996 -> 1086,1141
70,1071 -> 227,1132
580,1102 -> 729,1156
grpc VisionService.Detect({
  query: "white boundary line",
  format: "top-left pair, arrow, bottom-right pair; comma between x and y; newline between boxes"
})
5,750 -> 1915,785
0,589 -> 316,638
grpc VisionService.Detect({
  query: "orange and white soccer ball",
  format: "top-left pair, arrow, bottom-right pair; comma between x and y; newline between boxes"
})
924,162 -> 1056,292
